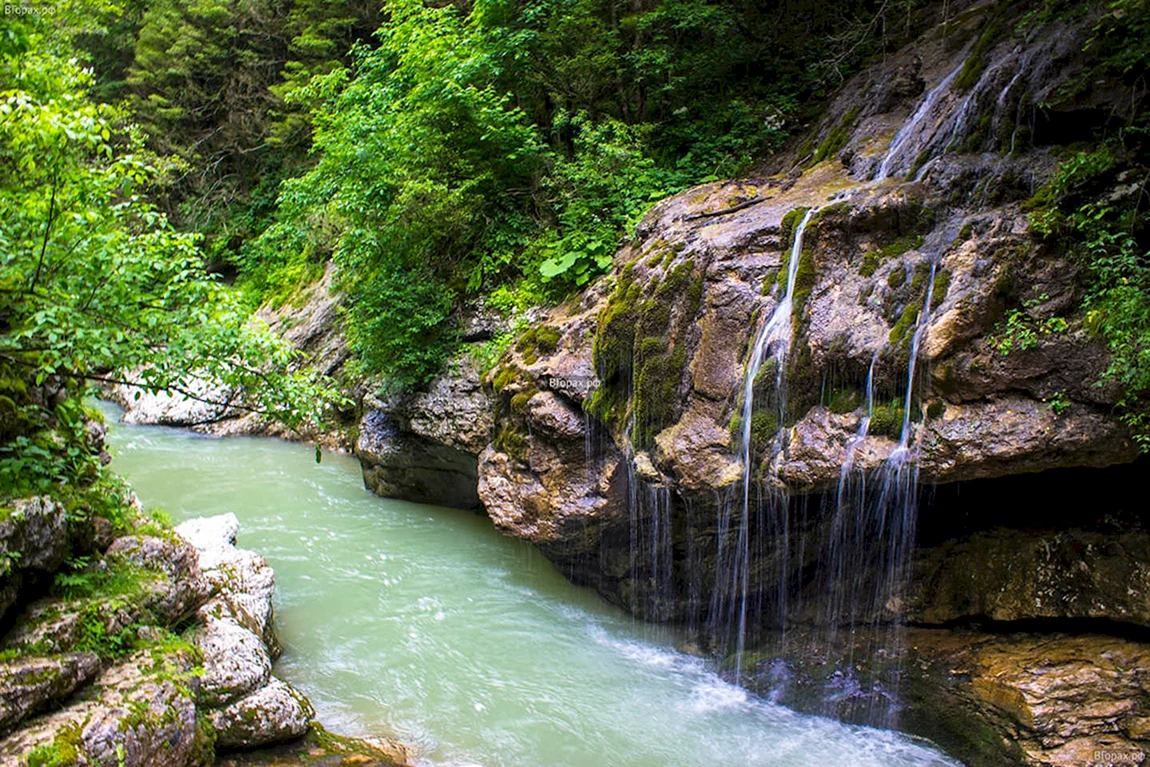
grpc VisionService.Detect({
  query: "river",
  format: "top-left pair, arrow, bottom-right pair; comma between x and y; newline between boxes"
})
98,404 -> 959,767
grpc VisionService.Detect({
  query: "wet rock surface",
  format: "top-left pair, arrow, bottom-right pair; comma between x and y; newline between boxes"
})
910,527 -> 1150,627
739,628 -> 1150,767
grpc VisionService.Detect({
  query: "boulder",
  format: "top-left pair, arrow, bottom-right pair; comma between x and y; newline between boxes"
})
208,676 -> 313,749
176,514 -> 278,651
193,616 -> 272,707
0,497 -> 68,623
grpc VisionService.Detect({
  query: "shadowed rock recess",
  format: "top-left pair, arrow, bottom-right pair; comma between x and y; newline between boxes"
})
110,4 -> 1150,767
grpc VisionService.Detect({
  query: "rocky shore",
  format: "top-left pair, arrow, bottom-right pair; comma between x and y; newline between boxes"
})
0,497 -> 407,766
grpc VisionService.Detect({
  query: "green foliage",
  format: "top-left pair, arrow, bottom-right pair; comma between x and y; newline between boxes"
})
748,410 -> 779,452
1048,390 -> 1071,416
539,116 -> 688,289
24,722 -> 82,767
988,294 -> 1069,354
1025,142 -> 1149,445
237,0 -> 902,388
827,389 -> 861,414
0,36 -> 338,444
889,301 -> 922,345
810,106 -> 861,165
931,269 -> 951,310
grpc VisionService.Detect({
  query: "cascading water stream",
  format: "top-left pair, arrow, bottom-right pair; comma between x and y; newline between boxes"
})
722,207 -> 817,682
875,61 -> 966,181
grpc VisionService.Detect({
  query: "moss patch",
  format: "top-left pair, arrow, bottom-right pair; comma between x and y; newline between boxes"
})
827,389 -> 862,414
869,401 -> 906,439
590,260 -> 704,447
889,301 -> 922,346
931,270 -> 952,310
955,12 -> 1006,91
494,423 -> 529,463
887,264 -> 908,288
810,106 -> 861,166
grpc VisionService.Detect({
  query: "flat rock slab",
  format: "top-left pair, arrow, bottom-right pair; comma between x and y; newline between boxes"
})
0,652 -> 100,733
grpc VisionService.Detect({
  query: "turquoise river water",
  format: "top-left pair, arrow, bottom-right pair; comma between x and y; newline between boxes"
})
99,405 -> 960,767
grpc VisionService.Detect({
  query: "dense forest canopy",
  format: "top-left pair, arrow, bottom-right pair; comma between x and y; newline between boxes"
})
68,0 -> 944,386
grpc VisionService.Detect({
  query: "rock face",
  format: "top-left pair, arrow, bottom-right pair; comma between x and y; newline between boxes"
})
905,631 -> 1150,767
0,652 -> 100,733
910,527 -> 1150,627
471,5 -> 1140,624
354,319 -> 511,510
742,628 -> 1150,767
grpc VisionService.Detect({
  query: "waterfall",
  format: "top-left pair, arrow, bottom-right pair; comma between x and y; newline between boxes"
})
714,207 -> 817,681
875,62 -> 965,181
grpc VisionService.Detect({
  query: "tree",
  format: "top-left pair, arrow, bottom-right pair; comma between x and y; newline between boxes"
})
0,16 -> 335,495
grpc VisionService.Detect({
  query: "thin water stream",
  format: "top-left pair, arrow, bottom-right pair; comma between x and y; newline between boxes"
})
97,403 -> 958,767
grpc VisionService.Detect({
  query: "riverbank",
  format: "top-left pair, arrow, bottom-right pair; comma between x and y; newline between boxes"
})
0,411 -> 409,766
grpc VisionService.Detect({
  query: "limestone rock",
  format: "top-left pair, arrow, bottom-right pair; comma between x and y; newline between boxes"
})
208,676 -> 313,749
358,409 -> 483,510
0,652 -> 100,734
0,497 -> 68,623
909,528 -> 1150,626
3,535 -> 210,656
177,514 -> 277,647
105,533 -> 212,621
905,631 -> 1150,767
193,616 -> 272,707
176,512 -> 312,752
0,649 -> 202,767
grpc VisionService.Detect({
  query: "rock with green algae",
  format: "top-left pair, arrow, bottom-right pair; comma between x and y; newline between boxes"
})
0,647 -> 202,767
0,652 -> 100,733
214,723 -> 411,767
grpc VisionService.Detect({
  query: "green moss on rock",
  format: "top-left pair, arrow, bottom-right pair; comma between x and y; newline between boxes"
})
810,106 -> 861,165
890,301 -> 922,345
869,401 -> 906,438
827,389 -> 862,414
931,270 -> 952,310
749,410 -> 779,452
